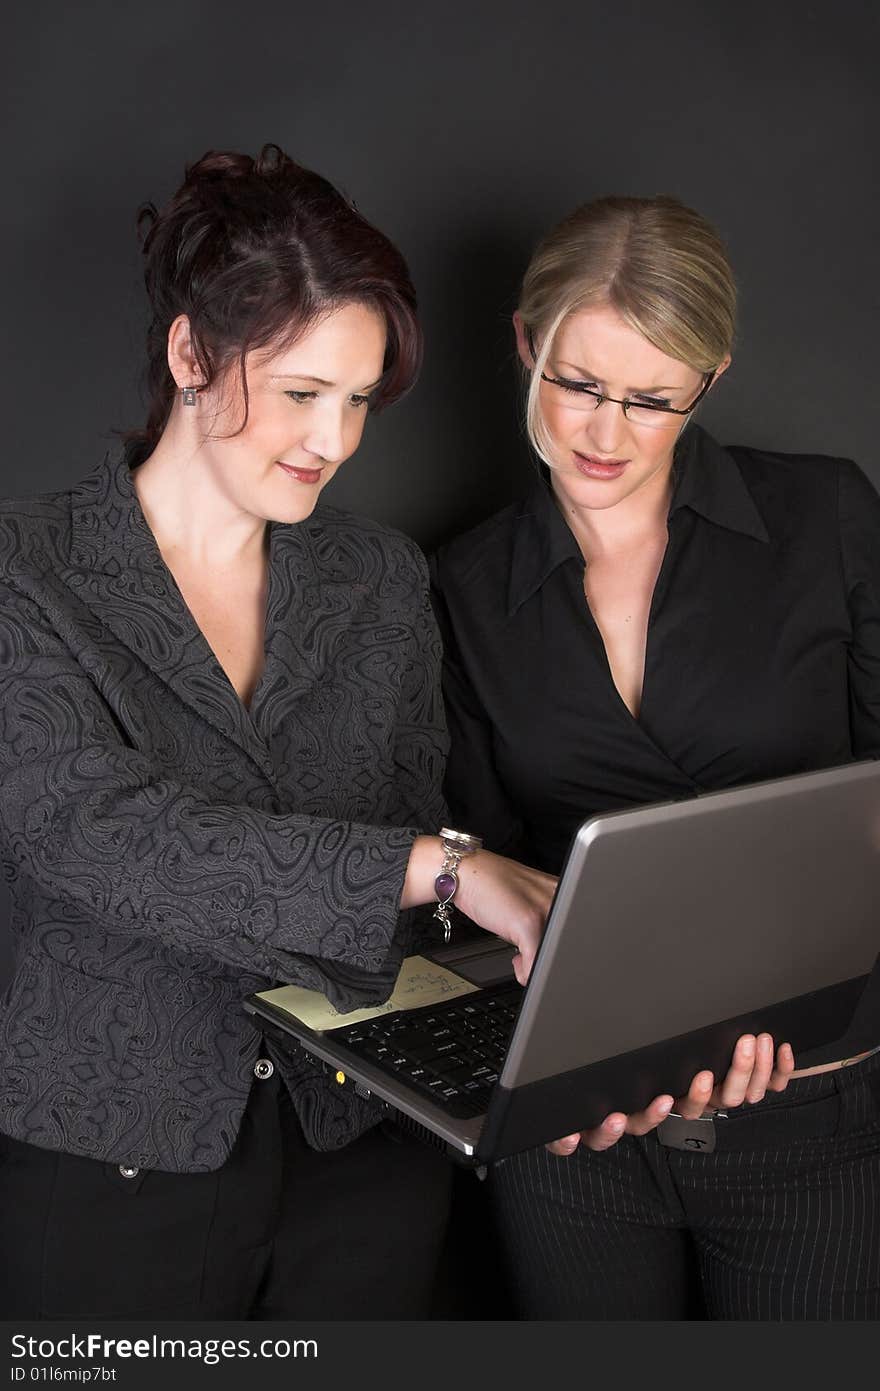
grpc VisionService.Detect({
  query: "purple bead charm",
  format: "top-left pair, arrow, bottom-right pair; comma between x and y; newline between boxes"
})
434,872 -> 458,902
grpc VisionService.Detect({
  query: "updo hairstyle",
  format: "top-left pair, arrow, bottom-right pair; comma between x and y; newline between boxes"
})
134,144 -> 421,450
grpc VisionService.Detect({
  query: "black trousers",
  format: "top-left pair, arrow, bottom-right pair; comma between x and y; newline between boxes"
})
0,1071 -> 452,1320
492,1050 -> 880,1320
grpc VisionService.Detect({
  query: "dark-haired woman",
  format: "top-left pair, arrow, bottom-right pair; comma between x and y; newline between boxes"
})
432,195 -> 880,1319
0,146 -> 555,1320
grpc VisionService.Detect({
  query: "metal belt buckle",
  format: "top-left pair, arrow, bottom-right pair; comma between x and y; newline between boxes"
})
656,1112 -> 716,1154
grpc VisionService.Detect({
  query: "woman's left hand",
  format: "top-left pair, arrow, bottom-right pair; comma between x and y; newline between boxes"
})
672,1032 -> 795,1118
547,1033 -> 795,1156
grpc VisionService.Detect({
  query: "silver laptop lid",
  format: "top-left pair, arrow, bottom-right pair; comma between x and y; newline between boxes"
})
502,760 -> 880,1089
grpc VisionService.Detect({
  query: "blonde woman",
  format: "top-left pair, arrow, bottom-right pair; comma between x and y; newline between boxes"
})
431,197 -> 880,1319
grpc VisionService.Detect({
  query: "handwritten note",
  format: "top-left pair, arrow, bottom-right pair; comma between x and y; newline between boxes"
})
256,955 -> 479,1032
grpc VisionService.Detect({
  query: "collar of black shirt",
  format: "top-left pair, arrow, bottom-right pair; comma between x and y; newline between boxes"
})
507,424 -> 769,617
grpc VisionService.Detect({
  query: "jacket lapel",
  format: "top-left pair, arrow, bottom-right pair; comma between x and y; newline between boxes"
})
248,515 -> 320,738
65,451 -> 278,781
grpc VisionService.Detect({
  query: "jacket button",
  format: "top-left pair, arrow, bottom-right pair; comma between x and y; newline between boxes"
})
253,1058 -> 275,1081
118,1164 -> 139,1179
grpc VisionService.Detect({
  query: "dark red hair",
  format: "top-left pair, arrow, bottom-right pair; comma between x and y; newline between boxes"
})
132,144 -> 421,449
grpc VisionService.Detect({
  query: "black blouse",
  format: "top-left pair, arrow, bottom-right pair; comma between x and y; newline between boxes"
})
431,425 -> 880,875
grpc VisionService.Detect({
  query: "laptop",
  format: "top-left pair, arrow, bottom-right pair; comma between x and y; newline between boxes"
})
243,759 -> 880,1167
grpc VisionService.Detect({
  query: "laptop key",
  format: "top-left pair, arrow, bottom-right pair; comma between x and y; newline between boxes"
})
403,1063 -> 435,1083
421,1051 -> 468,1071
399,1040 -> 444,1064
382,1027 -> 434,1053
356,1039 -> 392,1061
439,1063 -> 480,1085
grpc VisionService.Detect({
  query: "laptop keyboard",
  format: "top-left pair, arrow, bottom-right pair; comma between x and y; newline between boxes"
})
327,983 -> 522,1120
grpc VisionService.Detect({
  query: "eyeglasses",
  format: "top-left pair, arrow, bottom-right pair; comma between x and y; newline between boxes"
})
539,369 -> 714,428
527,328 -> 715,429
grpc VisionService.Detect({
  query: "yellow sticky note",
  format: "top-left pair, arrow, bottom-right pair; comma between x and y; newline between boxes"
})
256,955 -> 478,1032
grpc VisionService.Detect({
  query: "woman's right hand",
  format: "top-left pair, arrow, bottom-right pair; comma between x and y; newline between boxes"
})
401,836 -> 556,985
453,848 -> 557,985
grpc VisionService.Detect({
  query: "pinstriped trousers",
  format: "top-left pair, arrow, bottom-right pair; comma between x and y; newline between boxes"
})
491,1051 -> 880,1320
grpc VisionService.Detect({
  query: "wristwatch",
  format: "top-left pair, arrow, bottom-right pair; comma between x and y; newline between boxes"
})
432,827 -> 483,943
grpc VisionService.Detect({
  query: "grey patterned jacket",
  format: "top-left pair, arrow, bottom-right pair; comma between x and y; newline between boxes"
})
0,450 -> 448,1172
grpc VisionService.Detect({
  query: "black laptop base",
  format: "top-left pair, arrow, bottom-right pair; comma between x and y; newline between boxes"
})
250,1006 -> 490,1168
477,973 -> 872,1162
323,982 -> 521,1120
247,982 -> 521,1124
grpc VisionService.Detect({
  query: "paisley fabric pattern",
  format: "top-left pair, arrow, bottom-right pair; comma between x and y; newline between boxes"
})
0,451 -> 448,1171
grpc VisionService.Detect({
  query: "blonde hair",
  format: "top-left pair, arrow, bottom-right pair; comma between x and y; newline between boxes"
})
519,196 -> 737,464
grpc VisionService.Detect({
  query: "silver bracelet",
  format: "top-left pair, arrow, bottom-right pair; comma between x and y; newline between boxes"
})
432,827 -> 483,943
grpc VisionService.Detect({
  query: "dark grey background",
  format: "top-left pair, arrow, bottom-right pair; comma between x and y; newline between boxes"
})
1,2 -> 877,979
